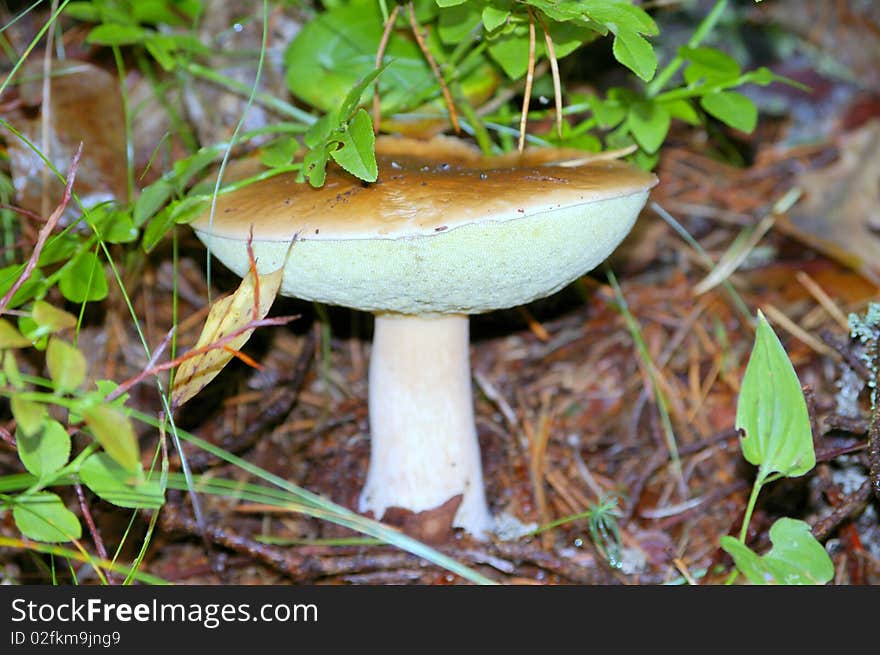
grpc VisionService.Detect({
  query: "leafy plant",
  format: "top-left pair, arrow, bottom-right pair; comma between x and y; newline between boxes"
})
719,311 -> 833,585
2,315 -> 164,546
64,0 -> 207,71
585,491 -> 625,569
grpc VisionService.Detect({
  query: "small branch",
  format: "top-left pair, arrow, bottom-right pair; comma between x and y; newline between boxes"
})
373,4 -> 400,133
74,483 -> 115,585
407,2 -> 459,133
0,143 -> 82,316
537,14 -> 563,139
518,8 -> 537,153
811,479 -> 873,542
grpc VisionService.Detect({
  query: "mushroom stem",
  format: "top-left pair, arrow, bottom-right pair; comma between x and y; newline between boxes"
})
359,312 -> 493,537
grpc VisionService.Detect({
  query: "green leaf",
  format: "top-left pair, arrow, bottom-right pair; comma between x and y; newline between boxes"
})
627,101 -> 670,154
664,99 -> 700,125
89,205 -> 138,244
612,29 -> 656,82
141,205 -> 176,252
133,0 -> 191,25
487,31 -> 530,80
16,418 -> 71,479
304,115 -> 334,150
101,211 -> 140,245
37,233 -> 79,266
46,337 -> 87,393
284,1 -> 436,114
438,2 -> 482,44
588,92 -> 629,128
81,404 -> 141,474
13,491 -> 82,543
720,518 -> 833,585
86,23 -> 150,46
736,311 -> 815,479
339,63 -> 391,121
0,319 -> 31,349
482,5 -> 510,32
331,109 -> 378,182
142,195 -> 209,251
680,46 -> 741,85
170,195 -> 210,224
544,20 -> 602,60
259,137 -> 300,169
63,1 -> 101,22
0,264 -> 44,309
134,180 -> 173,227
79,453 -> 164,509
11,396 -> 46,437
581,0 -> 658,36
4,350 -> 23,389
700,91 -> 757,133
58,251 -> 108,303
171,145 -> 224,192
302,144 -> 332,188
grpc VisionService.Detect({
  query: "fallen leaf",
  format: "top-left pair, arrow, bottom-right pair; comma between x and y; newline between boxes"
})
379,495 -> 463,545
171,251 -> 286,410
3,60 -> 127,221
778,119 -> 880,284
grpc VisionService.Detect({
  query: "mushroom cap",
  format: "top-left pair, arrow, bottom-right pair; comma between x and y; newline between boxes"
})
191,137 -> 658,315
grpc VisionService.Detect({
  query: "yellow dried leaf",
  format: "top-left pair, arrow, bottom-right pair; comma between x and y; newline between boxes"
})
171,264 -> 284,409
32,300 -> 77,334
0,318 -> 31,349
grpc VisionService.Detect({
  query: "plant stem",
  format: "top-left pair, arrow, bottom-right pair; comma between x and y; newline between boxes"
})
183,61 -> 316,125
738,471 -> 766,543
645,0 -> 729,98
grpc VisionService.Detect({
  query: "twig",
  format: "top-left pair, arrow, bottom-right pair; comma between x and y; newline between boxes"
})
811,479 -> 873,542
820,329 -> 871,379
537,14 -> 563,139
74,483 -> 115,585
795,271 -> 850,331
373,4 -> 401,133
160,503 -> 437,582
518,8 -> 536,153
0,143 -> 82,316
485,540 -> 620,584
407,2 -> 459,133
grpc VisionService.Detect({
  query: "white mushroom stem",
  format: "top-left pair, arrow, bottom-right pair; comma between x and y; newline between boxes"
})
359,312 -> 493,538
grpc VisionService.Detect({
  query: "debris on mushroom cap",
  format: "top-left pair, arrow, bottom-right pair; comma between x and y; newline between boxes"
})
190,137 -> 658,315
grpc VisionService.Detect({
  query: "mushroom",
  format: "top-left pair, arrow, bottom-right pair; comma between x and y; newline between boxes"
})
189,136 -> 658,538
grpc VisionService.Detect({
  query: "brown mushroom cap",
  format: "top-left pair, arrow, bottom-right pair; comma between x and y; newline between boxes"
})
191,138 -> 658,314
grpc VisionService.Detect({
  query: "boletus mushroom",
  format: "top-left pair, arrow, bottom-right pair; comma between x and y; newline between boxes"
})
190,136 -> 658,538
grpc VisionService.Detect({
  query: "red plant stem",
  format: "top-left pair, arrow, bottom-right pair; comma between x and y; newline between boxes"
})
105,314 -> 297,404
74,483 -> 115,585
0,143 -> 82,316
